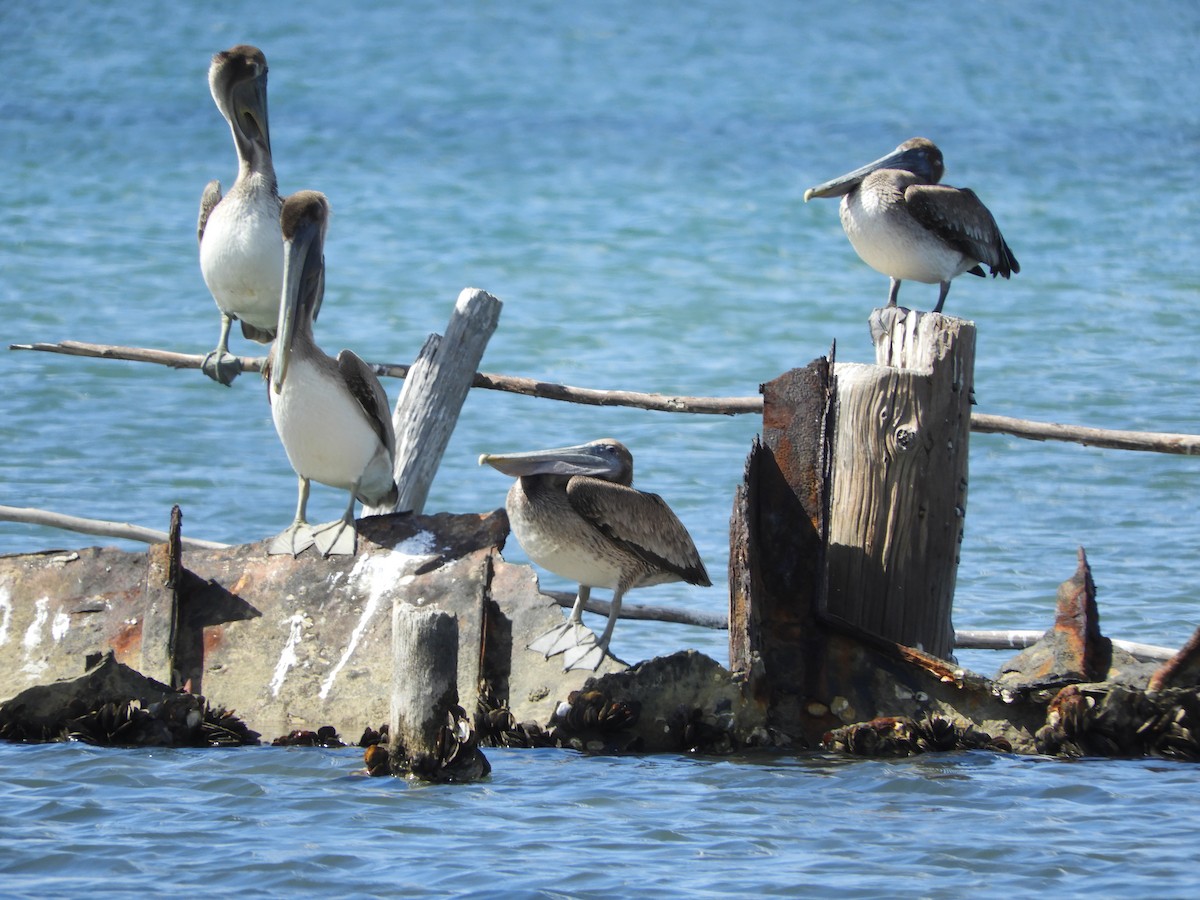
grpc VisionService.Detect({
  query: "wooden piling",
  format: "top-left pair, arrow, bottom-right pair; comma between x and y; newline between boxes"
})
729,309 -> 994,744
389,602 -> 489,782
138,505 -> 183,687
825,308 -> 974,658
367,288 -> 502,516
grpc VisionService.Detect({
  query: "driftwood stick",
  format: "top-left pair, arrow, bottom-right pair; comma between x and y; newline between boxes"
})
970,413 -> 1200,456
9,339 -> 759,416
10,340 -> 266,374
954,628 -> 1176,662
10,339 -> 1200,450
0,504 -> 230,551
543,588 -> 728,630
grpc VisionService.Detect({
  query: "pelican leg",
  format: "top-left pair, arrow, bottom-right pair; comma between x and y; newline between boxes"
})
886,278 -> 902,308
312,489 -> 359,557
201,313 -> 243,386
269,475 -> 316,556
528,585 -> 596,658
562,584 -> 626,671
932,281 -> 951,314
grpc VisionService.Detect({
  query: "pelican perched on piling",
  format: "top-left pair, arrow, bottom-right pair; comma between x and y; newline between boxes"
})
479,439 -> 710,671
804,137 -> 1019,313
265,191 -> 397,557
198,45 -> 290,385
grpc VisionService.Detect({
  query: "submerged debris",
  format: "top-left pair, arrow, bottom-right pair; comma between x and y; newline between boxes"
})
395,703 -> 490,783
271,725 -> 344,748
474,681 -> 557,749
823,715 -> 1011,758
1035,684 -> 1200,760
0,652 -> 257,747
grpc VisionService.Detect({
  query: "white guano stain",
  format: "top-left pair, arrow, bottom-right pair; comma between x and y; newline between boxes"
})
270,613 -> 307,698
318,533 -> 439,700
52,610 -> 70,641
0,585 -> 11,646
22,597 -> 51,679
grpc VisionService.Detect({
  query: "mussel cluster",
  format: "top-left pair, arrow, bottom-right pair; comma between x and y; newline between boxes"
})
1035,684 -> 1200,760
0,693 -> 256,747
271,724 -> 344,747
823,714 -> 1010,758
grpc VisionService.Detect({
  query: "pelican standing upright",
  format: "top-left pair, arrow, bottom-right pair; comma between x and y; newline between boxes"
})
805,137 -> 1019,313
197,45 -> 288,385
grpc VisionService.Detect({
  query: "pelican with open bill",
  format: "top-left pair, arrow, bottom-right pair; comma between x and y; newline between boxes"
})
479,439 -> 710,671
265,191 -> 397,557
804,137 -> 1019,313
198,45 -> 295,385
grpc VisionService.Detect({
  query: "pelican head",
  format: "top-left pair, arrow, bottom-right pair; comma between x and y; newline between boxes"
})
271,190 -> 329,394
209,45 -> 272,166
479,438 -> 634,487
804,137 -> 945,201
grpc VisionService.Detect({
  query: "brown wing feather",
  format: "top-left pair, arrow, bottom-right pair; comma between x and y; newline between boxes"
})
197,180 -> 222,246
566,477 -> 711,586
904,184 -> 1020,278
336,349 -> 395,454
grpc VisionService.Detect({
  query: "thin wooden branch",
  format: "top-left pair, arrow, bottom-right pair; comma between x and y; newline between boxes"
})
0,505 -> 230,551
954,628 -> 1176,662
543,588 -> 728,630
9,340 -> 759,416
970,412 -> 1200,456
11,339 -> 1200,451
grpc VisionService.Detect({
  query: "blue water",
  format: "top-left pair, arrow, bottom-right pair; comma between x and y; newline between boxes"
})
2,0 -> 1200,895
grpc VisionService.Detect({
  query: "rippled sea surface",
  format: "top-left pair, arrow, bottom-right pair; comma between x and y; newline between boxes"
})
3,0 -> 1200,895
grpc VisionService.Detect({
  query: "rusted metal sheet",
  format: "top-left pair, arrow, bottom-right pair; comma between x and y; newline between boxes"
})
0,510 -> 623,743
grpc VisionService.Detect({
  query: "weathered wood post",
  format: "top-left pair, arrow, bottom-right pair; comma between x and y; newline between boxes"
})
730,309 -> 978,744
825,307 -> 974,658
365,288 -> 502,517
139,505 -> 183,687
389,602 -> 490,782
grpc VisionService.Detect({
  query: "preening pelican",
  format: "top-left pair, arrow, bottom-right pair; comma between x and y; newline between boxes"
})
265,191 -> 397,557
479,439 -> 710,671
198,45 -> 292,385
804,137 -> 1019,313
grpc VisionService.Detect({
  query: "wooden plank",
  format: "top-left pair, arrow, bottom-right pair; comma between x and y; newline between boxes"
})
368,288 -> 502,516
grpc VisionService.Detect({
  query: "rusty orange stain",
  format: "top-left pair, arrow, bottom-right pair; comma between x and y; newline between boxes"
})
204,625 -> 226,655
110,619 -> 141,664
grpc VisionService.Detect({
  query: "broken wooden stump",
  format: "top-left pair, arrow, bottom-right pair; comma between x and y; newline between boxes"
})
826,307 -> 973,658
728,310 -> 1044,750
367,288 -> 503,516
388,604 -> 489,782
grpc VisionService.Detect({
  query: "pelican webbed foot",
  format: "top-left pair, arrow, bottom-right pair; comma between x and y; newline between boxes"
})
268,521 -> 315,556
562,633 -> 607,671
201,348 -> 243,386
312,516 -> 357,557
528,620 -> 594,658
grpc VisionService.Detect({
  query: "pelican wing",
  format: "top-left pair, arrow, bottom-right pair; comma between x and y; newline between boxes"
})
336,349 -> 395,453
904,184 -> 1020,278
197,180 -> 222,246
566,477 -> 711,586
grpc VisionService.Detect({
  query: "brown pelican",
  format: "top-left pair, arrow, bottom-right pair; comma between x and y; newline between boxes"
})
804,137 -> 1019,313
198,45 -> 292,386
265,191 -> 398,556
479,439 -> 710,671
